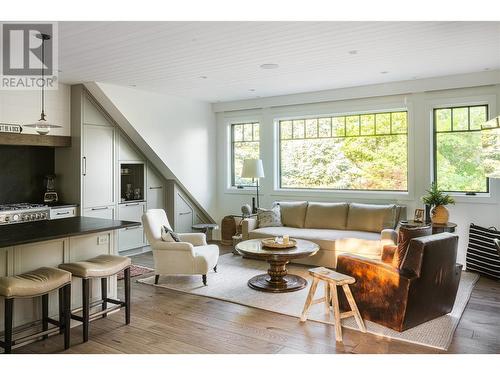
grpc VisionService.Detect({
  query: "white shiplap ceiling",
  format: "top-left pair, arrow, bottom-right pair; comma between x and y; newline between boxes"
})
58,21 -> 500,102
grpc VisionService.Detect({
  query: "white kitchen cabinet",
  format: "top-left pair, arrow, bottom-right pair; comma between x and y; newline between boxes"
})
146,165 -> 165,211
166,180 -> 195,233
83,206 -> 115,220
118,201 -> 145,222
83,96 -> 111,126
118,226 -> 144,252
175,194 -> 194,233
49,206 -> 77,220
82,124 -> 115,208
56,85 -> 212,248
118,132 -> 144,161
118,201 -> 146,252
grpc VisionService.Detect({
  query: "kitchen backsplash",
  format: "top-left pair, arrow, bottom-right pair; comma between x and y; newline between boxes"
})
0,145 -> 54,204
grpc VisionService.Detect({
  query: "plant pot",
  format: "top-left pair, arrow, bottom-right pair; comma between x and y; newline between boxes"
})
431,205 -> 449,224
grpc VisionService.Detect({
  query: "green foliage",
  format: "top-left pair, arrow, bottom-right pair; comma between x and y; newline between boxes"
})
233,141 -> 259,186
279,111 -> 409,191
422,182 -> 455,206
434,106 -> 488,193
280,135 -> 408,191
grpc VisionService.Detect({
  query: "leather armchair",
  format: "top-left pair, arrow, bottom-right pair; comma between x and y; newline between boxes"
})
336,232 -> 462,332
142,209 -> 219,285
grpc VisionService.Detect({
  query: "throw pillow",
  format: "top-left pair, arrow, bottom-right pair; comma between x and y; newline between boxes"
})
346,203 -> 397,233
276,201 -> 308,228
304,202 -> 348,230
393,225 -> 432,268
257,206 -> 282,228
161,226 -> 181,242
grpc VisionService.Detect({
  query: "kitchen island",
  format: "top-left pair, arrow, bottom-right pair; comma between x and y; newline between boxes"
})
0,217 -> 139,332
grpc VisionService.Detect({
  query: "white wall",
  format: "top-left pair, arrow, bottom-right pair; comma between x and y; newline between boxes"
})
215,78 -> 500,264
93,83 -> 218,217
0,84 -> 71,136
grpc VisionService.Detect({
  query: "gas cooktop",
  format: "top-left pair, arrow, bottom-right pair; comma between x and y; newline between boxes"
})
0,203 -> 48,211
0,203 -> 50,225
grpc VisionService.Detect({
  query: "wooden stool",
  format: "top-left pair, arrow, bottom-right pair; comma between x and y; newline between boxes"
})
0,267 -> 72,354
59,255 -> 131,343
300,267 -> 366,342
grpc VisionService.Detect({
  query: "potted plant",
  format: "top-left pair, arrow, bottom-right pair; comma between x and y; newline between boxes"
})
422,182 -> 455,224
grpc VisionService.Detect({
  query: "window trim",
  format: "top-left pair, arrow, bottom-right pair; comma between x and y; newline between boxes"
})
277,110 -> 409,192
432,104 -> 489,194
230,122 -> 260,188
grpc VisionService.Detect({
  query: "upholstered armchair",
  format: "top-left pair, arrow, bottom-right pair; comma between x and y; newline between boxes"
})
142,209 -> 219,286
336,232 -> 462,332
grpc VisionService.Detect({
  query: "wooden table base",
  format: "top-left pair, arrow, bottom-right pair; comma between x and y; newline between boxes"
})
248,260 -> 307,293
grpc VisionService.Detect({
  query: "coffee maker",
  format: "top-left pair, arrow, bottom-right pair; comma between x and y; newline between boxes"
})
43,174 -> 58,203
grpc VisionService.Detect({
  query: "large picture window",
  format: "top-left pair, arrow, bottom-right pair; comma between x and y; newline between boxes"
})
433,105 -> 489,193
279,111 -> 408,191
231,122 -> 260,187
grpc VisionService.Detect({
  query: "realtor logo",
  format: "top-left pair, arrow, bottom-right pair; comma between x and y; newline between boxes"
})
1,22 -> 58,90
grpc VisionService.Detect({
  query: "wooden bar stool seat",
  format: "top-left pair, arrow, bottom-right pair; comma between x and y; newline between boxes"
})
300,267 -> 366,342
59,255 -> 131,343
0,267 -> 72,354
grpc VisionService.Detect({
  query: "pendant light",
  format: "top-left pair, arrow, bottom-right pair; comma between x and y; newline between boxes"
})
24,33 -> 61,135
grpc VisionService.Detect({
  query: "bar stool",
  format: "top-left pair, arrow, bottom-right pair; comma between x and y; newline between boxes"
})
59,255 -> 131,342
0,267 -> 72,354
300,267 -> 366,342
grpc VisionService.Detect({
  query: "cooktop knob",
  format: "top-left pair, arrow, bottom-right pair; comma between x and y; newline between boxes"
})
12,214 -> 19,221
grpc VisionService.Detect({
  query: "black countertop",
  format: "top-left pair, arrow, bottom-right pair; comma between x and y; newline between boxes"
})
0,217 -> 140,248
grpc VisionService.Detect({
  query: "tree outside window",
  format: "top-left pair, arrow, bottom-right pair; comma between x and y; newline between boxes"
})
231,122 -> 260,187
279,111 -> 408,191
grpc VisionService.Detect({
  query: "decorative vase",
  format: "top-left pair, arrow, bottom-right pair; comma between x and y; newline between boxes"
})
431,205 -> 449,224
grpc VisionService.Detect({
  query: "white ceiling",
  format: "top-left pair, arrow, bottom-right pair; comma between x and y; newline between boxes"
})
58,21 -> 500,103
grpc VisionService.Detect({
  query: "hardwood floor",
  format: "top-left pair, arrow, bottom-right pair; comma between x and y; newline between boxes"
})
12,244 -> 500,354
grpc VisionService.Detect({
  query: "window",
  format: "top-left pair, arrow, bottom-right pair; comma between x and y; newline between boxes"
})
231,122 -> 260,187
433,105 -> 488,193
279,111 -> 408,191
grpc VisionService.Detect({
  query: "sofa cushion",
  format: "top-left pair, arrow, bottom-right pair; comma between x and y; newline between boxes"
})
257,206 -> 282,228
393,225 -> 432,268
346,203 -> 397,233
276,201 -> 308,228
304,202 -> 348,230
248,226 -> 382,259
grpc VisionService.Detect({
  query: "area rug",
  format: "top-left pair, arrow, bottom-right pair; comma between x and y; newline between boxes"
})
117,264 -> 154,280
137,254 -> 479,350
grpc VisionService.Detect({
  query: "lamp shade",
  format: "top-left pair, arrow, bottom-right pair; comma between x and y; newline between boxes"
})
481,115 -> 500,179
241,159 -> 265,179
482,115 -> 500,130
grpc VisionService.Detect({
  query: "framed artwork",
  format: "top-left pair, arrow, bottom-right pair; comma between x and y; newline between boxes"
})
414,209 -> 425,223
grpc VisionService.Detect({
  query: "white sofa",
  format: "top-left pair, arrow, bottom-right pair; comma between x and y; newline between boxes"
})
242,201 -> 406,268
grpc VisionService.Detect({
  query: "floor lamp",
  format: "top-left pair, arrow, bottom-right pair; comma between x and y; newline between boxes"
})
481,114 -> 500,253
242,159 -> 265,214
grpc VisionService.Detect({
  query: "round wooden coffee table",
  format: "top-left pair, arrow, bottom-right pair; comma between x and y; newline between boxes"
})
235,238 -> 319,293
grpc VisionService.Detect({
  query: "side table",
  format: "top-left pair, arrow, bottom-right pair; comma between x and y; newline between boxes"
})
221,214 -> 257,245
401,220 -> 457,234
191,223 -> 219,241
